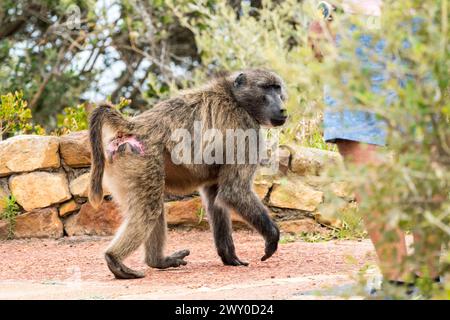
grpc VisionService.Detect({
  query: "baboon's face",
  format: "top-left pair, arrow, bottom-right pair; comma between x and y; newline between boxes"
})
230,69 -> 288,127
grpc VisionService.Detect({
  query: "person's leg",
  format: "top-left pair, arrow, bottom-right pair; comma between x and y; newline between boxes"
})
335,139 -> 410,282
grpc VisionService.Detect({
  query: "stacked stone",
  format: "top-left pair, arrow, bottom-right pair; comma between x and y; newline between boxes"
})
0,132 -> 121,239
0,131 -> 353,240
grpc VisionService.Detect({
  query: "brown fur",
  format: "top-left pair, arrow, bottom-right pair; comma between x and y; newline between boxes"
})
89,69 -> 287,279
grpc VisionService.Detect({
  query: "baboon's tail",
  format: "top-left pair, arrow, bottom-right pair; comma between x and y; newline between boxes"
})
88,102 -> 131,209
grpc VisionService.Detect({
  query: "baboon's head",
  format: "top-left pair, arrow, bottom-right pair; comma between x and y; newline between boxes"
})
229,69 -> 288,127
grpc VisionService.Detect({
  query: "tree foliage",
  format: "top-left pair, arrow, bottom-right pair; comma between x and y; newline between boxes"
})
0,0 -> 203,126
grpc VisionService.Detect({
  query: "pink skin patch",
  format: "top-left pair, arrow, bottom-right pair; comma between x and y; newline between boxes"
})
106,134 -> 144,161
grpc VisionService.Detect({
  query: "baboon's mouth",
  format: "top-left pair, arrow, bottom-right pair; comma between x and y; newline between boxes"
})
270,116 -> 288,127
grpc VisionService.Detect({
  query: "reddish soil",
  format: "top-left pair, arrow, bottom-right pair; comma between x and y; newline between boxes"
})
0,229 -> 377,299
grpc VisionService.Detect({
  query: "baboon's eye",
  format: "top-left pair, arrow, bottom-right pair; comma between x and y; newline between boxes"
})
260,84 -> 281,91
271,84 -> 281,90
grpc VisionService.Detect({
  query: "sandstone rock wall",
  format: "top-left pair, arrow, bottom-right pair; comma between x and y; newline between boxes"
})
0,132 -> 352,239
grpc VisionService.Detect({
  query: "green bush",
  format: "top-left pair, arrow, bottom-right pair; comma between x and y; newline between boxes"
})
0,196 -> 20,239
55,103 -> 89,135
0,91 -> 45,139
53,98 -> 131,135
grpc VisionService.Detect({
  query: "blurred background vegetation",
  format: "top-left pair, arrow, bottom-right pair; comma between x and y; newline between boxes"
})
0,0 -> 449,298
0,0 -> 328,148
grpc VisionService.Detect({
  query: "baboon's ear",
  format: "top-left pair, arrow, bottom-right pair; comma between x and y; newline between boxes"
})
233,73 -> 246,88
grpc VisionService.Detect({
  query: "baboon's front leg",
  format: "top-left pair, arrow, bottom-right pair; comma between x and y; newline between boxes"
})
201,185 -> 248,266
219,189 -> 279,261
144,212 -> 190,269
217,167 -> 280,262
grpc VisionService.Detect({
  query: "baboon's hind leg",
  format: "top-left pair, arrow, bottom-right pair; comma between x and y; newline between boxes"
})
144,212 -> 190,269
105,155 -> 164,279
201,184 -> 248,266
105,208 -> 155,279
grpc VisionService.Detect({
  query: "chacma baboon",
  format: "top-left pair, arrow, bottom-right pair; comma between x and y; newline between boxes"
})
89,69 -> 288,279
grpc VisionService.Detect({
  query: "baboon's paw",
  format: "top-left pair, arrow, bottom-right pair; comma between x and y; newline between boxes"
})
105,253 -> 145,279
221,255 -> 249,267
156,258 -> 187,269
151,249 -> 190,269
170,249 -> 190,260
261,242 -> 278,261
218,247 -> 249,266
261,225 -> 280,261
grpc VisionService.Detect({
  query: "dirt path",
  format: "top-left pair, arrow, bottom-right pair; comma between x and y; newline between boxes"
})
0,230 -> 379,299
